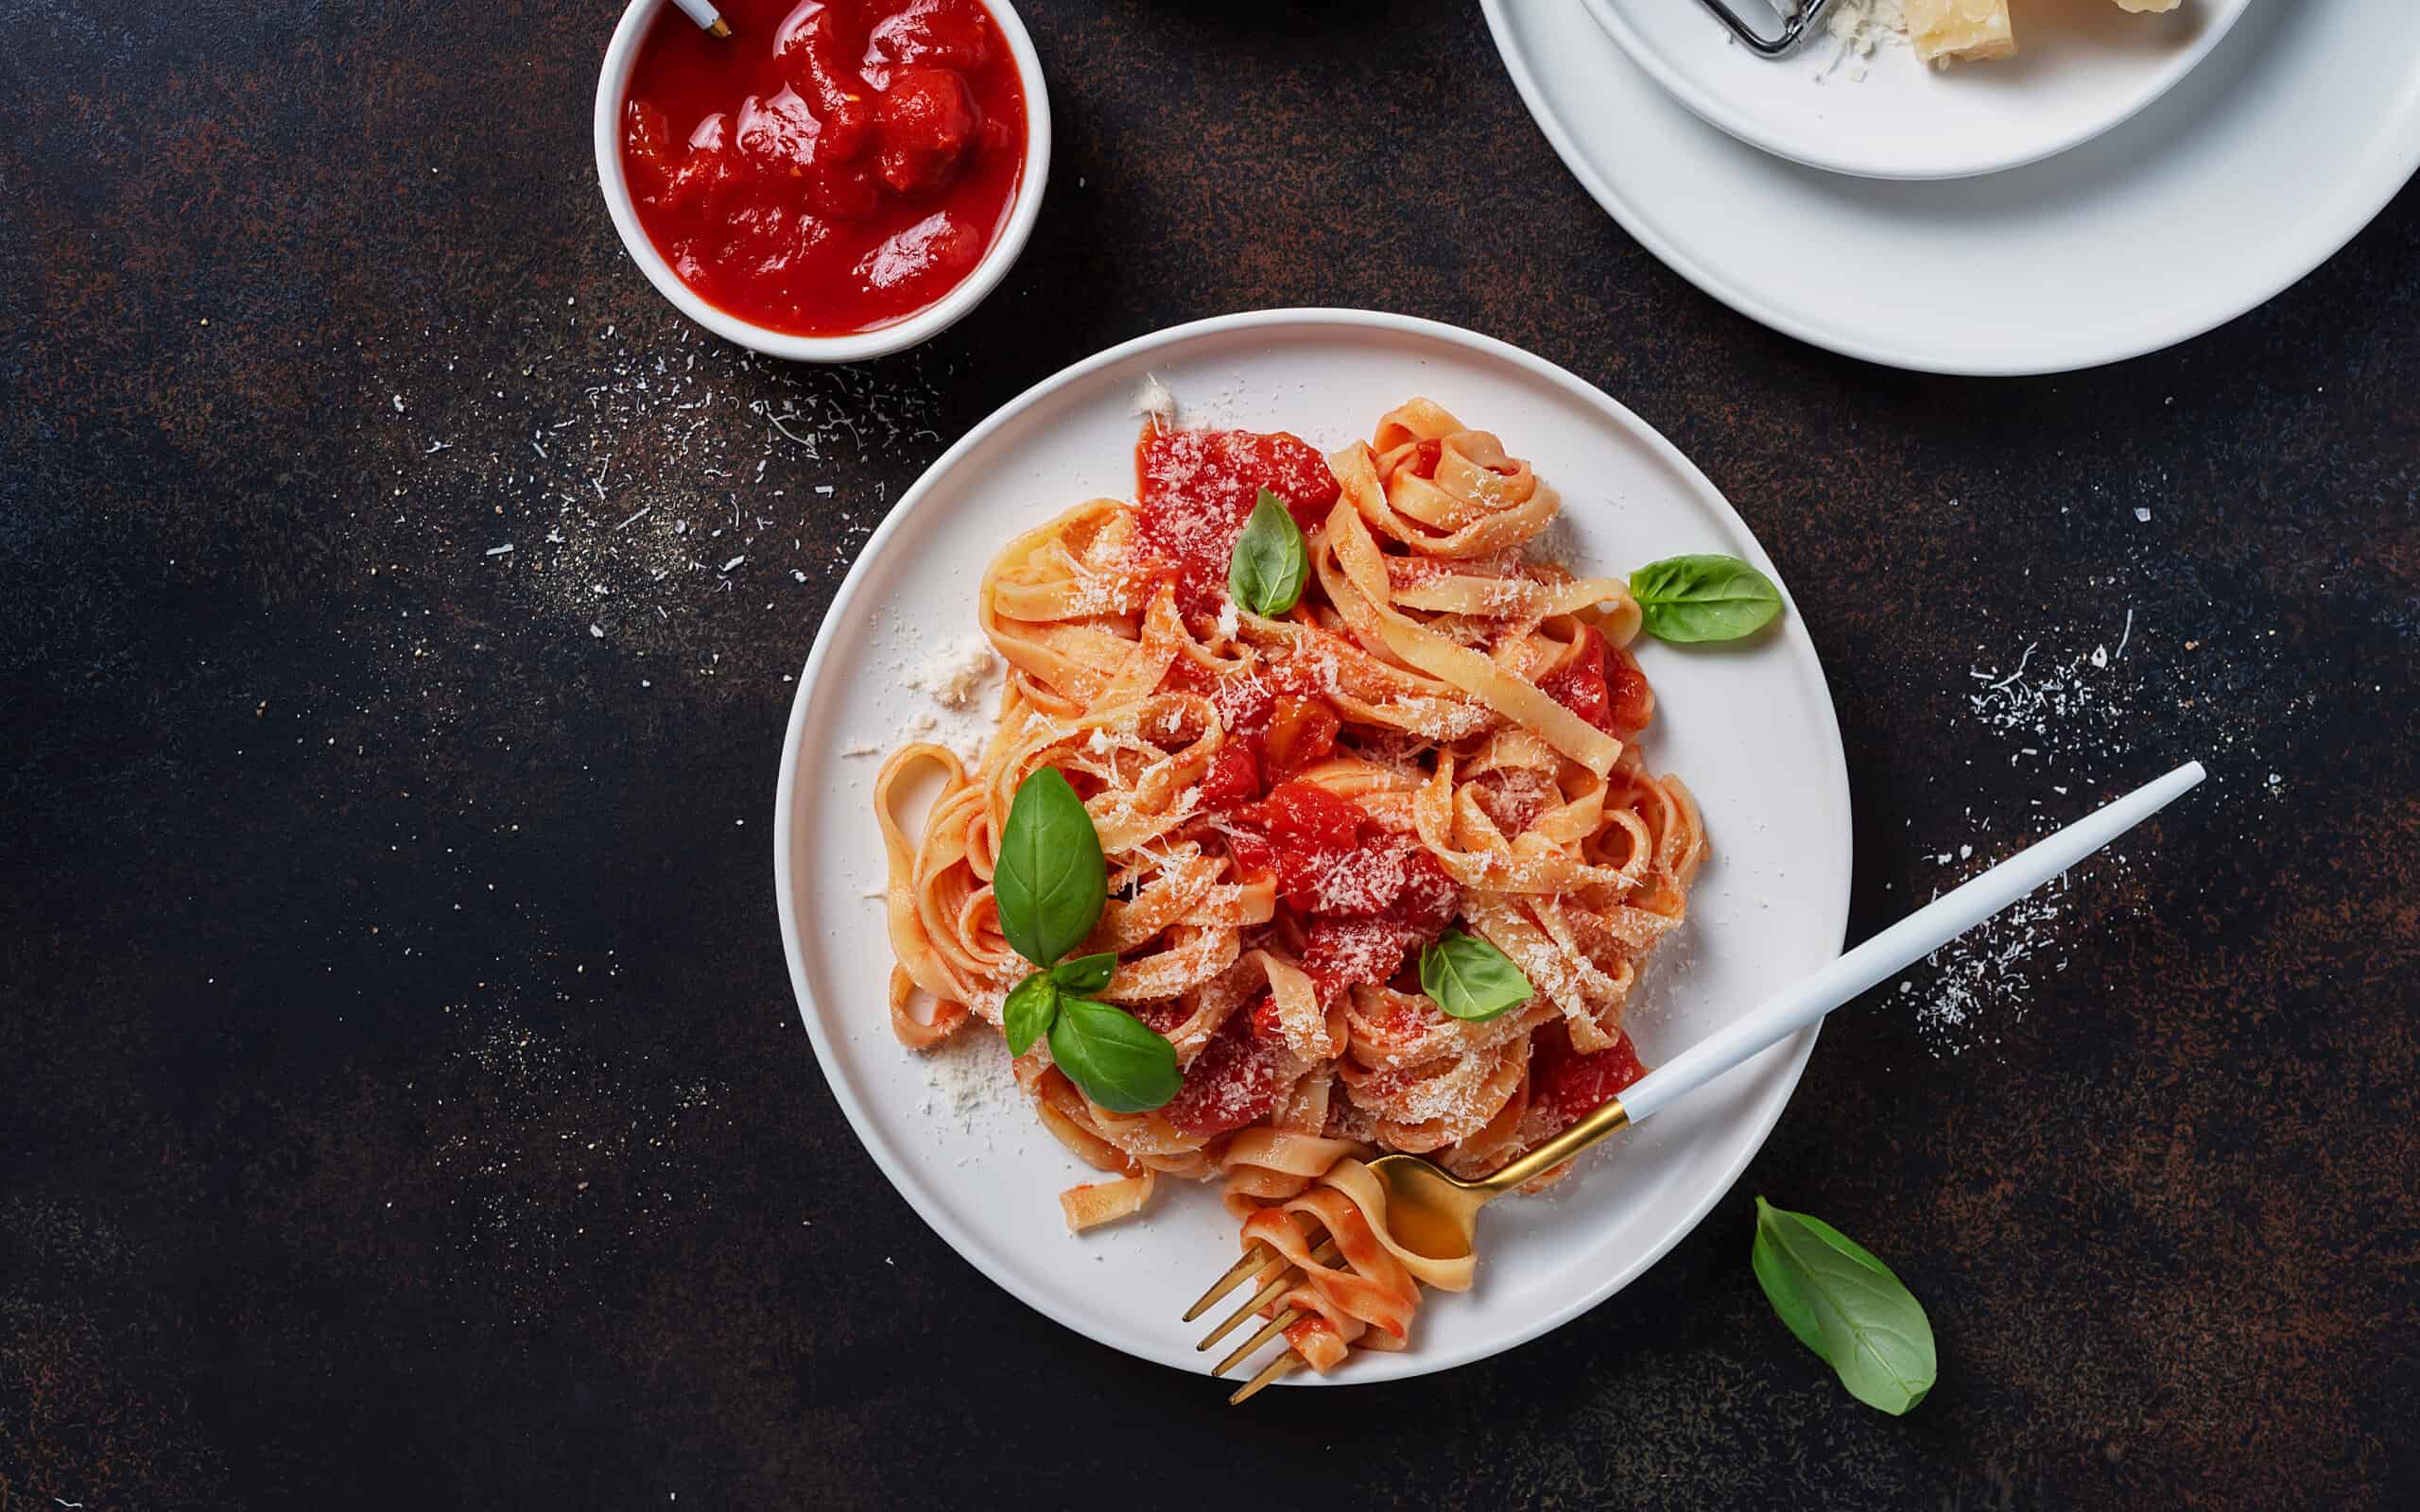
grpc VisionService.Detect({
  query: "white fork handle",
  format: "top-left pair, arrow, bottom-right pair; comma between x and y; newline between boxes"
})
1617,760 -> 2207,1126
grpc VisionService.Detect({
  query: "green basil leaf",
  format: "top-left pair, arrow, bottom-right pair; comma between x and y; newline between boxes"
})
1051,952 -> 1117,995
1419,928 -> 1533,1022
1753,1197 -> 1937,1416
994,766 -> 1107,968
1629,554 -> 1784,644
1047,996 -> 1180,1113
1751,1202 -> 1826,1360
1228,489 -> 1308,617
1002,971 -> 1060,1057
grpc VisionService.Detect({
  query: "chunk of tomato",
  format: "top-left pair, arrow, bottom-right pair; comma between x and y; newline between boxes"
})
1540,624 -> 1613,733
1196,741 -> 1261,811
1262,696 -> 1340,781
1604,643 -> 1653,737
1161,1012 -> 1283,1137
1529,1021 -> 1647,1128
1242,781 -> 1367,854
1135,428 -> 1342,614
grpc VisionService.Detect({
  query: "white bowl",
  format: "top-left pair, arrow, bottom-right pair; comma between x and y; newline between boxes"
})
592,0 -> 1052,363
1586,0 -> 2252,181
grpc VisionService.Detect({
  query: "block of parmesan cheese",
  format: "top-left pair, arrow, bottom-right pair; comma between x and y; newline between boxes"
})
1904,0 -> 2016,62
2112,0 -> 2183,11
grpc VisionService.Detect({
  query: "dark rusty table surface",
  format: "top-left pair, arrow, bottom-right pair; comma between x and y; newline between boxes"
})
4,1 -> 2416,1506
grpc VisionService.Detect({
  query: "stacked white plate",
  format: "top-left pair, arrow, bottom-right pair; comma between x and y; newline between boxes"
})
1484,0 -> 2420,373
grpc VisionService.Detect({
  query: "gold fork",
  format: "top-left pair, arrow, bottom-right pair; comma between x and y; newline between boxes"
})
1186,760 -> 2208,1402
1185,1095 -> 1631,1403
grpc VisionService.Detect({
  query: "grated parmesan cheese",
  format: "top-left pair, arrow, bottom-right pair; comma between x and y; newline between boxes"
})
1133,373 -> 1178,430
1754,0 -> 1908,82
906,636 -> 998,711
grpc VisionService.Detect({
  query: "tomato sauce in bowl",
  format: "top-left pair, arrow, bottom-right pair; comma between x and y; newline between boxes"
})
616,0 -> 1030,339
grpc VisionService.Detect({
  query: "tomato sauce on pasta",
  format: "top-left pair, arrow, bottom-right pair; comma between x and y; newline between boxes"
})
874,401 -> 1704,1372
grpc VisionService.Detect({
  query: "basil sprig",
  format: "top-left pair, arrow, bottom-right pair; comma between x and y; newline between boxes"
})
1050,952 -> 1117,995
1228,488 -> 1308,617
994,766 -> 1107,967
992,768 -> 1178,1111
1419,929 -> 1533,1022
1629,554 -> 1783,644
1047,996 -> 1179,1113
1751,1197 -> 1937,1416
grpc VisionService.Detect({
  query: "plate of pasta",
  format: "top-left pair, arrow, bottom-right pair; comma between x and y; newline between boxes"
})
775,309 -> 1852,1383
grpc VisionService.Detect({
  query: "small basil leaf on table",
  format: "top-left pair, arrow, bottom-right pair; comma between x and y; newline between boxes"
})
1228,489 -> 1308,617
1629,554 -> 1784,644
1419,929 -> 1534,1022
1752,1196 -> 1937,1416
1751,1210 -> 1826,1359
1047,996 -> 1180,1113
994,766 -> 1108,968
1002,971 -> 1060,1058
1051,951 -> 1117,995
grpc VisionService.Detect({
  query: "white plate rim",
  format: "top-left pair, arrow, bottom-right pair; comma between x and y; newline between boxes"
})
1581,0 -> 2253,181
1482,0 -> 2420,375
771,307 -> 1854,1383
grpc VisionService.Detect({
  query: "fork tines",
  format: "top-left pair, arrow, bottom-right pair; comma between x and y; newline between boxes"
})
1186,1230 -> 1340,1404
1228,1347 -> 1302,1405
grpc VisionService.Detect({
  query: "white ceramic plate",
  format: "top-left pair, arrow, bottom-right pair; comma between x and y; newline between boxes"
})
773,310 -> 1853,1384
1487,0 -> 2420,374
1588,0 -> 2250,180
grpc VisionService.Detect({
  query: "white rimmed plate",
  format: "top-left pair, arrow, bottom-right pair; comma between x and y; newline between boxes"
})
773,310 -> 1853,1384
1487,0 -> 2420,374
1588,0 -> 2251,180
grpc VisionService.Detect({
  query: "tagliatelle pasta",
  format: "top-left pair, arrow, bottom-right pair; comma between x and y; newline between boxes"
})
876,400 -> 1706,1372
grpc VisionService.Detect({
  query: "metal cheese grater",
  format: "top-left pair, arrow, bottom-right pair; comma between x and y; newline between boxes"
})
1695,0 -> 1839,56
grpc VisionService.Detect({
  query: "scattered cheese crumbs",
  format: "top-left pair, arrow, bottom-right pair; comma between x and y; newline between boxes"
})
2135,507 -> 2152,523
840,743 -> 880,758
589,624 -> 604,639
906,636 -> 998,711
1215,597 -> 1240,641
1133,373 -> 1178,430
719,555 -> 746,574
1821,0 -> 1908,81
484,543 -> 514,557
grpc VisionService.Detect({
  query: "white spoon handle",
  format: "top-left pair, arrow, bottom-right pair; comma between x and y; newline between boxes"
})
1616,760 -> 2207,1125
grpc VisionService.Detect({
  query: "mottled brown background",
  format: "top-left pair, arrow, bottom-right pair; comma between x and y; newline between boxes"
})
2,0 -> 2415,1506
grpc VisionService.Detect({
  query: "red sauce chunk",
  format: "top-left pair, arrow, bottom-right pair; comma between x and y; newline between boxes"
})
1529,1022 -> 1647,1128
1542,625 -> 1653,739
1134,428 -> 1341,615
1226,780 -> 1461,1000
620,0 -> 1027,336
1163,1011 -> 1283,1137
1194,740 -> 1262,812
